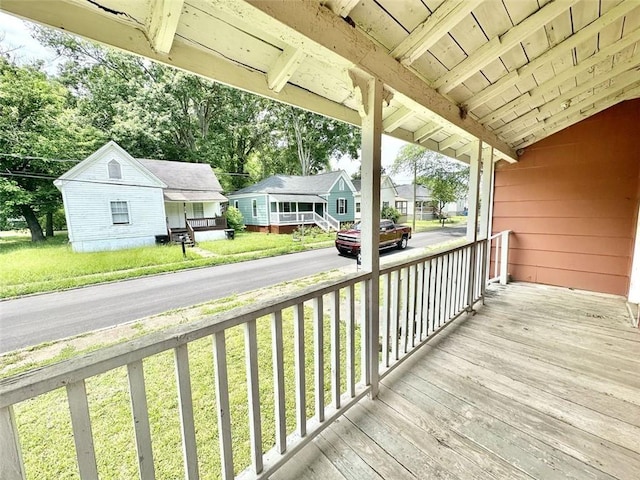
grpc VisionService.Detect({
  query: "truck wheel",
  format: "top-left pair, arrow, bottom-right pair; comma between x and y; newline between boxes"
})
398,235 -> 408,250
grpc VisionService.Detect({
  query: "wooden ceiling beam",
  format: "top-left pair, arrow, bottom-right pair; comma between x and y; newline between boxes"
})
325,0 -> 360,17
382,106 -> 414,132
414,123 -> 443,142
267,46 -> 306,92
518,84 -> 640,148
244,0 -> 517,161
508,73 -> 640,142
146,0 -> 184,54
479,26 -> 640,125
434,0 -> 578,94
389,0 -> 484,66
497,57 -> 640,136
439,133 -> 464,151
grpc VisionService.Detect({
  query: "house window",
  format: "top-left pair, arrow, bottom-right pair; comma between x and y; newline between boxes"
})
337,198 -> 347,215
110,201 -> 129,224
356,202 -> 361,213
395,201 -> 407,215
339,179 -> 345,190
234,200 -> 239,209
382,201 -> 389,208
252,199 -> 258,217
192,203 -> 204,218
108,160 -> 122,179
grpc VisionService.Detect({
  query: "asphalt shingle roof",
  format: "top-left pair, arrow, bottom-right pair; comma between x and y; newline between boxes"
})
232,171 -> 345,195
138,159 -> 224,192
395,184 -> 432,201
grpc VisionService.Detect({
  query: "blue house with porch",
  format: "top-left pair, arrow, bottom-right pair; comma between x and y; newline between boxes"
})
228,171 -> 356,233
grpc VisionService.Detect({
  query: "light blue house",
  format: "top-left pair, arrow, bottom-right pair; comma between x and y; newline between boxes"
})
228,171 -> 356,233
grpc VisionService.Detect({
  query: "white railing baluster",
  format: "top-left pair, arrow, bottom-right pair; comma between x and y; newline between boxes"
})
400,267 -> 409,355
213,333 -> 234,480
415,262 -> 424,343
331,290 -> 341,409
174,344 -> 200,480
293,303 -> 307,436
271,311 -> 286,454
346,284 -> 356,397
390,270 -> 400,361
0,406 -> 25,480
66,380 -> 99,479
360,281 -> 371,386
408,264 -> 417,348
244,321 -> 263,473
422,260 -> 432,339
381,273 -> 390,368
429,257 -> 437,334
500,230 -> 510,285
313,296 -> 325,422
127,360 -> 156,480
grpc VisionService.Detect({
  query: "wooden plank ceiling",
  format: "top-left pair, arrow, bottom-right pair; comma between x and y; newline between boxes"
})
3,0 -> 639,164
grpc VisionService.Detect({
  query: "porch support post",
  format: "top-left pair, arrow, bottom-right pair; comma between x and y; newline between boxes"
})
466,140 -> 482,309
466,140 -> 482,242
478,147 -> 495,240
352,70 -> 382,398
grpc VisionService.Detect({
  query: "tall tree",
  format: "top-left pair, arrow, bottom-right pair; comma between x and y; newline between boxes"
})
0,56 -> 104,241
392,144 -> 469,226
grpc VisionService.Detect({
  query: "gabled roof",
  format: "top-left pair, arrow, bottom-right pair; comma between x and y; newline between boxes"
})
231,171 -> 352,196
137,159 -> 227,202
395,184 -> 432,202
353,175 -> 397,194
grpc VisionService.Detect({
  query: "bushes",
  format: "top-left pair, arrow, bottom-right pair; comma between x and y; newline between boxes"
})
380,205 -> 401,223
225,206 -> 245,232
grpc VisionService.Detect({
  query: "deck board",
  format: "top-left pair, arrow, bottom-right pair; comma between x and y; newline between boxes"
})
274,283 -> 640,480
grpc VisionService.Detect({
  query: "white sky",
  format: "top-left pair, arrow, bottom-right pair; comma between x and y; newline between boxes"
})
0,11 -> 412,182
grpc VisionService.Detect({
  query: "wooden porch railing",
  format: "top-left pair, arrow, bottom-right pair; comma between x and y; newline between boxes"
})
0,235 -> 501,480
487,230 -> 511,285
187,216 -> 227,230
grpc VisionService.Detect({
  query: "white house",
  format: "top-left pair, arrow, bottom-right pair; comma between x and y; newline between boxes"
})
353,175 -> 398,221
54,141 -> 228,252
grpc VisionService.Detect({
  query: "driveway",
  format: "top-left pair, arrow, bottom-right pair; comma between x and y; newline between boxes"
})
0,227 -> 466,353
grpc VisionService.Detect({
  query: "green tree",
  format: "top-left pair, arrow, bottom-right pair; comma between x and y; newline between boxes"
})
392,144 -> 468,226
0,57 -> 104,241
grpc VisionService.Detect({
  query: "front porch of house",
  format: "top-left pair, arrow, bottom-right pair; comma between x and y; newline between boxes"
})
268,196 -> 340,233
274,282 -> 640,480
165,201 -> 228,245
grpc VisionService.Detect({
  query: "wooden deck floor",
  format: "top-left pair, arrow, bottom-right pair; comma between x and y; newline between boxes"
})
274,282 -> 640,480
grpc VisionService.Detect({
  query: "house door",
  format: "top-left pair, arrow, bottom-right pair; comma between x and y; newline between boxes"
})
166,203 -> 185,229
314,203 -> 324,216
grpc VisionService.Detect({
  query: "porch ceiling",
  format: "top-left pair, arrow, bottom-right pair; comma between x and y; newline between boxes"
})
270,194 -> 327,203
3,0 -> 638,164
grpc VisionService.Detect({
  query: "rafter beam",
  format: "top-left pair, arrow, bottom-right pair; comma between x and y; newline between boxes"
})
413,123 -> 443,142
146,0 -> 184,54
477,2 -> 639,123
382,106 -> 414,132
326,0 -> 360,17
389,0 -> 483,66
243,0 -> 517,161
435,0 -> 578,94
439,133 -> 464,151
480,25 -> 640,125
267,46 -> 306,92
498,57 -> 640,136
508,73 -> 640,142
518,84 -> 640,148
464,71 -> 519,112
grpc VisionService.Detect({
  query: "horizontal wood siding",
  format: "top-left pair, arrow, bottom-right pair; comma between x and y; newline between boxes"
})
232,195 -> 269,226
493,99 -> 640,295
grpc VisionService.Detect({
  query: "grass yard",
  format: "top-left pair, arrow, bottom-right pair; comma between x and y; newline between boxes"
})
13,303 -> 362,479
0,231 -> 335,298
409,215 -> 467,232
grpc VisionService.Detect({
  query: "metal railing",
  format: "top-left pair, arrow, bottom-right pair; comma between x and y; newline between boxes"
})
0,234 -> 505,480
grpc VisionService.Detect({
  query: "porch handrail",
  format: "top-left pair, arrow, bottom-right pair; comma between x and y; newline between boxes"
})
269,212 -> 339,231
487,230 -> 511,285
0,234 -> 506,480
186,216 -> 227,229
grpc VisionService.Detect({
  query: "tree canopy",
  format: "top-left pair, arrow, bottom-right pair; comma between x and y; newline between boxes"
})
1,26 -> 361,240
392,144 -> 469,225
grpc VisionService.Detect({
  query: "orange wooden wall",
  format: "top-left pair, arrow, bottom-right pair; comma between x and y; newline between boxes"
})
493,99 -> 640,296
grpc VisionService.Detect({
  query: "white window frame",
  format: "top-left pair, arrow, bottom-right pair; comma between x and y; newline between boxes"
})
339,178 -> 345,190
108,159 -> 122,179
252,199 -> 258,218
110,201 -> 130,225
355,202 -> 361,213
192,202 -> 204,218
338,198 -> 347,215
234,200 -> 239,209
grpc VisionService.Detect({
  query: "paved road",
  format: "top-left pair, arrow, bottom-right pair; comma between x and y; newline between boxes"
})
0,227 -> 466,353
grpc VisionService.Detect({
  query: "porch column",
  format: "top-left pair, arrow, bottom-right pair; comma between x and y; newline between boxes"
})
466,140 -> 482,242
478,146 -> 495,240
351,70 -> 382,398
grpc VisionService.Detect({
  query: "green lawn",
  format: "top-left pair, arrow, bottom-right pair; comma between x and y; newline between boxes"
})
0,231 -> 334,298
407,215 -> 467,232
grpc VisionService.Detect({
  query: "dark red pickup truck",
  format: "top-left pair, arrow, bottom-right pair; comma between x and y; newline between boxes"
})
335,219 -> 412,255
